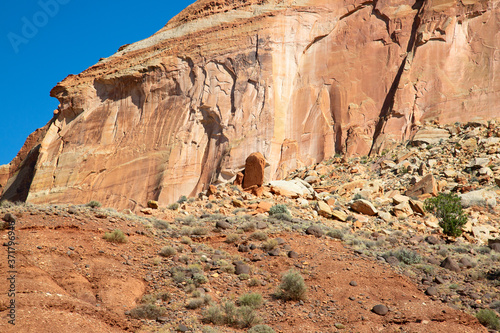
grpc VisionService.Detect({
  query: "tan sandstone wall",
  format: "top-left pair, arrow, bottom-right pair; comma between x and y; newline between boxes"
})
1,0 -> 498,209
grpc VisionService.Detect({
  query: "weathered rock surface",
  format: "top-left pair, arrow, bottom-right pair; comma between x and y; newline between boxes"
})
331,210 -> 348,223
406,174 -> 437,198
316,200 -> 332,217
268,179 -> 314,197
411,128 -> 450,146
350,199 -> 378,216
2,0 -> 499,209
460,189 -> 497,208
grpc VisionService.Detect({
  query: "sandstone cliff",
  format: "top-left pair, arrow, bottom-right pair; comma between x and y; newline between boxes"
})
1,0 -> 498,209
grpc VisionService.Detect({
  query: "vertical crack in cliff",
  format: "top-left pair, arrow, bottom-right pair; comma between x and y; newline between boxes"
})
328,82 -> 345,154
369,0 -> 425,155
192,107 -> 229,196
405,0 -> 425,56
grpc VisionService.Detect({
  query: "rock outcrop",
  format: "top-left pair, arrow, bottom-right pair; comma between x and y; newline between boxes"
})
1,0 -> 499,209
243,152 -> 266,189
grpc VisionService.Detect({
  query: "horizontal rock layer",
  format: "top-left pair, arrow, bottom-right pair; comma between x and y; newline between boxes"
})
1,0 -> 499,209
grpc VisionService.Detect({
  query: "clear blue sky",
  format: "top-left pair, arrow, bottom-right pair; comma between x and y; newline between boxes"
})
0,0 -> 195,165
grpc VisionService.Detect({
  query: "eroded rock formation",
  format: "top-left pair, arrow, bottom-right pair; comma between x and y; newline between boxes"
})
243,152 -> 266,189
1,0 -> 498,209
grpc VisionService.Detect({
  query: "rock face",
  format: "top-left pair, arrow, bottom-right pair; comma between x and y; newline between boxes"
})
1,0 -> 499,209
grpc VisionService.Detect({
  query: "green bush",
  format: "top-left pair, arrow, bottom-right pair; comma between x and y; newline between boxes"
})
490,300 -> 500,312
0,200 -> 14,208
241,222 -> 256,232
238,306 -> 261,328
327,229 -> 345,240
0,221 -> 8,231
477,246 -> 491,254
157,292 -> 170,301
225,234 -> 239,244
180,236 -> 192,245
276,269 -> 307,301
173,272 -> 187,284
238,273 -> 250,281
168,202 -> 180,210
153,219 -> 169,230
270,213 -> 293,222
476,309 -> 500,330
176,215 -> 196,225
128,303 -> 165,319
180,226 -> 193,235
393,248 -> 421,265
103,229 -> 127,243
192,227 -> 208,236
201,326 -> 219,333
193,273 -> 208,286
159,246 -> 176,257
248,278 -> 261,287
186,297 -> 205,309
140,294 -> 157,305
425,193 -> 467,237
248,325 -> 275,333
261,239 -> 278,251
222,301 -> 238,326
86,200 -> 102,208
220,263 -> 235,274
239,293 -> 263,309
269,204 -> 290,217
187,264 -> 203,274
172,268 -> 187,283
249,231 -> 268,241
202,299 -> 261,329
202,305 -> 225,325
178,195 -> 188,203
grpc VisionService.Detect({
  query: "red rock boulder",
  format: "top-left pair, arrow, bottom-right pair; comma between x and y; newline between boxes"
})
243,153 -> 266,189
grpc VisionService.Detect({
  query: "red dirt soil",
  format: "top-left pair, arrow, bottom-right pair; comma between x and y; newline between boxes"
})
0,208 -> 487,333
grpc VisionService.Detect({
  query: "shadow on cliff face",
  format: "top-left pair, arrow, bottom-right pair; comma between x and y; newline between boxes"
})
1,145 -> 40,203
369,0 -> 424,155
190,106 -> 230,196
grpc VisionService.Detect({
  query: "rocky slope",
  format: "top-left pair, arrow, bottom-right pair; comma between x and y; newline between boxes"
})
1,0 -> 499,209
0,206 -> 488,333
1,120 -> 499,332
